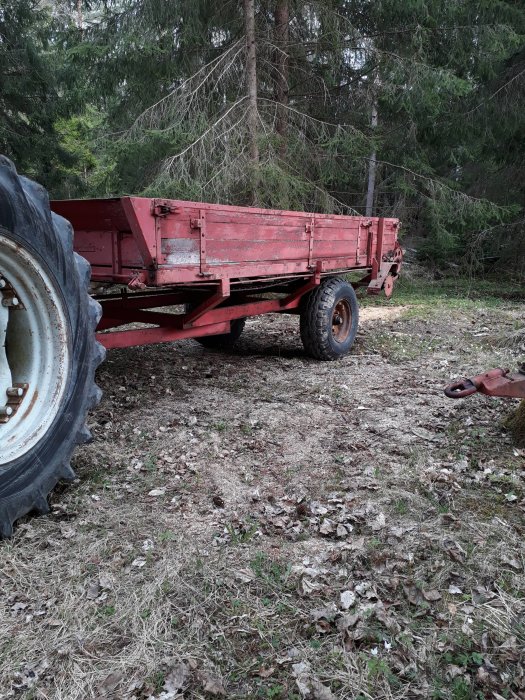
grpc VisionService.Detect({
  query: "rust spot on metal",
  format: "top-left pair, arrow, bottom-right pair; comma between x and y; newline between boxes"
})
332,299 -> 352,342
19,388 -> 38,422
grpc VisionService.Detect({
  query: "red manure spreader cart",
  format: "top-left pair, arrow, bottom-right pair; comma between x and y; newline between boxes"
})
0,157 -> 401,535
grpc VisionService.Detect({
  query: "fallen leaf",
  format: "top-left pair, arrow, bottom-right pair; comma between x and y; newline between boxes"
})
235,568 -> 255,583
148,487 -> 166,497
164,662 -> 189,692
297,577 -> 322,596
99,573 -> 113,590
340,590 -> 356,610
310,678 -> 336,700
501,556 -> 520,571
60,524 -> 76,539
198,670 -> 226,696
255,666 -> 275,678
95,672 -> 123,699
403,584 -> 425,606
371,512 -> 386,531
336,613 -> 360,631
319,518 -> 336,535
86,581 -> 100,600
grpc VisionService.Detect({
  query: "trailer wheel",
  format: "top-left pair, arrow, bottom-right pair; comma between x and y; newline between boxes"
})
195,318 -> 245,349
0,157 -> 105,537
184,304 -> 245,349
300,277 -> 359,360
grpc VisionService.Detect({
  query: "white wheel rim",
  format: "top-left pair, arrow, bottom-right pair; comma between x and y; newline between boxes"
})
0,233 -> 71,465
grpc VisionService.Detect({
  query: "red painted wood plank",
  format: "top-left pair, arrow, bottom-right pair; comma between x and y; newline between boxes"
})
74,230 -> 143,267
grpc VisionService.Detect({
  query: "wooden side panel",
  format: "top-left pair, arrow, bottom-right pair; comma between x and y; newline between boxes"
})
51,196 -> 400,286
158,203 -> 380,271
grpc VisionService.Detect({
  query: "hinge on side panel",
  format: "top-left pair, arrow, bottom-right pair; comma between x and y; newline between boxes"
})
151,199 -> 177,217
191,210 -> 211,277
357,219 -> 373,264
306,218 -> 315,268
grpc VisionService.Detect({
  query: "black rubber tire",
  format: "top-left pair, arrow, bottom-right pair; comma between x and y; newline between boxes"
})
197,319 -> 245,349
0,156 -> 105,537
184,304 -> 245,349
300,277 -> 359,360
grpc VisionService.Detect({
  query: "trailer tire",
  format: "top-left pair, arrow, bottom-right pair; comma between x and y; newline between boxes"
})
195,318 -> 245,349
0,156 -> 105,537
300,277 -> 359,360
184,304 -> 245,349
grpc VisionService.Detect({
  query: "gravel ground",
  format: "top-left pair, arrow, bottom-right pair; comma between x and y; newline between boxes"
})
1,288 -> 524,700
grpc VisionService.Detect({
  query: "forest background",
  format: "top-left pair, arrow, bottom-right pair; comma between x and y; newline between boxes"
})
1,0 -> 524,270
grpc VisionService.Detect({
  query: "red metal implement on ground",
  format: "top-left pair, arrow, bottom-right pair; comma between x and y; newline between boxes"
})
51,196 -> 402,352
444,366 -> 525,399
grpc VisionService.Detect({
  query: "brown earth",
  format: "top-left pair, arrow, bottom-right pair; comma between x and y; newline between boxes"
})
1,295 -> 524,700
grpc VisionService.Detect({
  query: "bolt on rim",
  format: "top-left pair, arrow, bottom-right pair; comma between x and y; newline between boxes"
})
0,233 -> 71,465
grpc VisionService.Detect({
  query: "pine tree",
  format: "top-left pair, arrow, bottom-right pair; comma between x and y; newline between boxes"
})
17,0 -> 523,268
0,0 -> 71,187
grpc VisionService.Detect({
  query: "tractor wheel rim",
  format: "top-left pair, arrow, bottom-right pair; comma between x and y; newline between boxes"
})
0,233 -> 71,465
331,299 -> 351,343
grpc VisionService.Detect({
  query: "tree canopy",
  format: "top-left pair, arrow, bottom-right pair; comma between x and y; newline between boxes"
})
1,0 -> 524,269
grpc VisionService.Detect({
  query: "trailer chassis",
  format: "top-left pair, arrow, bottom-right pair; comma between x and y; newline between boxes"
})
95,265 -> 383,350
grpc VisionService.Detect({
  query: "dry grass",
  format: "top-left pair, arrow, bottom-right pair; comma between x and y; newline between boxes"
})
1,294 -> 525,699
503,400 -> 525,446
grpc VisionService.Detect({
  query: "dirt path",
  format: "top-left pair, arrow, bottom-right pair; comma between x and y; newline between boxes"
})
1,296 -> 524,699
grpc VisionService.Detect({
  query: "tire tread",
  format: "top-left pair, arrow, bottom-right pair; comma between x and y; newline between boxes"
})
300,277 -> 359,361
0,158 -> 104,536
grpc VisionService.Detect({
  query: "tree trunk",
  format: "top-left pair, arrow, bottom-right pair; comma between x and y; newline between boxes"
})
365,98 -> 378,217
244,0 -> 259,167
76,0 -> 84,34
274,0 -> 289,154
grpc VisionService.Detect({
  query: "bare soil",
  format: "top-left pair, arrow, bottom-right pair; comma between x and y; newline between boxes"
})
1,292 -> 524,700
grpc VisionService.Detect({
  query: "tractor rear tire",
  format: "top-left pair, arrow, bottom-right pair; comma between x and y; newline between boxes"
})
300,277 -> 359,360
0,156 -> 105,537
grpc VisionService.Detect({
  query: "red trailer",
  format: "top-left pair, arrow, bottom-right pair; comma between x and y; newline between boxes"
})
51,196 -> 402,352
0,158 -> 401,535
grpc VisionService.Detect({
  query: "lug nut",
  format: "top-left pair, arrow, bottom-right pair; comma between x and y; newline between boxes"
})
6,387 -> 23,397
2,296 -> 19,307
0,406 -> 13,417
0,279 -> 6,289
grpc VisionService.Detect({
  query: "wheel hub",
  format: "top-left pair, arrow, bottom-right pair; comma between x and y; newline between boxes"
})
0,276 -> 27,422
331,299 -> 352,342
0,234 -> 71,465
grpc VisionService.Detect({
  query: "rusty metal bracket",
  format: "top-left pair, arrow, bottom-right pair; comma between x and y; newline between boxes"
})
191,210 -> 212,277
358,220 -> 372,264
151,199 -> 177,217
183,278 -> 230,328
306,218 -> 315,268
